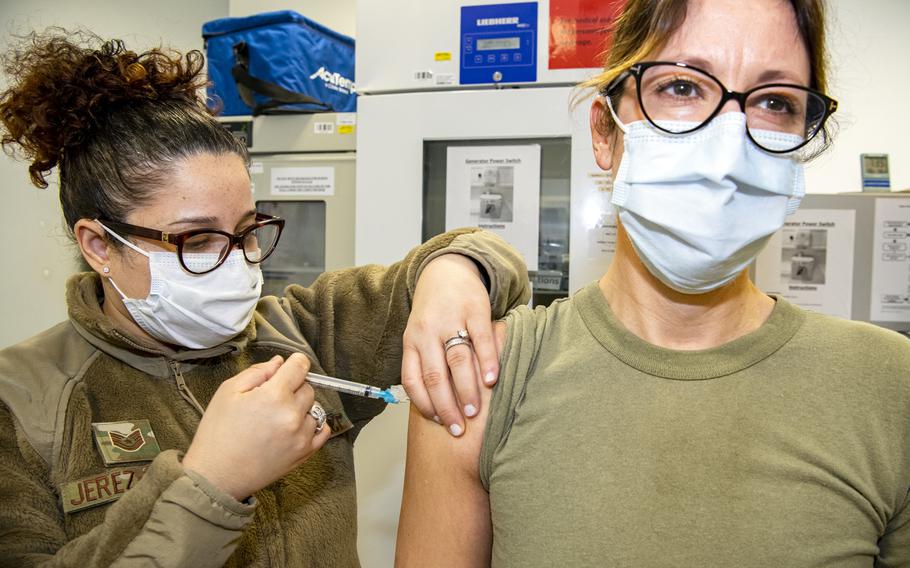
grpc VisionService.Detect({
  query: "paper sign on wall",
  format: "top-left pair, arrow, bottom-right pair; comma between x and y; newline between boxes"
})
271,167 -> 335,196
870,198 -> 910,322
445,145 -> 541,270
755,209 -> 856,319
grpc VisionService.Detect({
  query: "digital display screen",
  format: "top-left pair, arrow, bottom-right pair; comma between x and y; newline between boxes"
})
863,155 -> 889,175
476,37 -> 521,51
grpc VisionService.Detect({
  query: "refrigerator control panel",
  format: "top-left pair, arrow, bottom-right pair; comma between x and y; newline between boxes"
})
460,2 -> 537,85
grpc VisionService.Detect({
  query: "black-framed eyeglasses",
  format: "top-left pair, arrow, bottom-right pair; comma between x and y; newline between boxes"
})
601,61 -> 839,154
99,212 -> 285,275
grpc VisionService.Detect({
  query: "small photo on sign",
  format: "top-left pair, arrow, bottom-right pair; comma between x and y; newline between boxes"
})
471,166 -> 514,223
780,228 -> 827,285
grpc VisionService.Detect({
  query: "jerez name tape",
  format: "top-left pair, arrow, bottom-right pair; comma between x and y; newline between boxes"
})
61,465 -> 149,514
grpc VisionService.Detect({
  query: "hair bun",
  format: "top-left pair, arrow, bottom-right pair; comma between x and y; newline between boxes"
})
0,28 -> 209,188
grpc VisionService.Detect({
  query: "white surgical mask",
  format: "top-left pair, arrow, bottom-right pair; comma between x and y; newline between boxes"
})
608,109 -> 805,294
98,222 -> 263,349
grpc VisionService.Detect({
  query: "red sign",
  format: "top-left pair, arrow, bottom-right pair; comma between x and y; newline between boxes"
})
549,0 -> 624,70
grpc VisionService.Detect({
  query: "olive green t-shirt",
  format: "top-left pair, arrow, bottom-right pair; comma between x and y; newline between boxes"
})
481,283 -> 910,567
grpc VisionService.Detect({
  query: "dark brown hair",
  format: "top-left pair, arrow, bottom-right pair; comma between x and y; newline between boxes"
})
580,0 -> 834,155
0,29 -> 247,237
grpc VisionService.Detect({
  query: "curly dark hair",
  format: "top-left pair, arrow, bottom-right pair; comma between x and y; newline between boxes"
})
0,28 -> 247,236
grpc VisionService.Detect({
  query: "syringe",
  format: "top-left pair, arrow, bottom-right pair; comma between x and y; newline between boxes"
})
305,372 -> 409,404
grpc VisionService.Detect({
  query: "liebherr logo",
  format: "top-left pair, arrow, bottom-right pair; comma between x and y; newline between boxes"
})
477,17 -> 518,25
309,66 -> 356,94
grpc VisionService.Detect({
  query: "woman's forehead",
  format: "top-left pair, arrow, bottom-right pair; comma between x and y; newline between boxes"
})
653,0 -> 810,86
131,152 -> 254,229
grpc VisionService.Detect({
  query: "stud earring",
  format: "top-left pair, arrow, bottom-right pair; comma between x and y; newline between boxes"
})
102,266 -> 110,274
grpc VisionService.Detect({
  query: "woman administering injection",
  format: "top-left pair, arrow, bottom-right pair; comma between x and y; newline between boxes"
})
0,31 -> 529,566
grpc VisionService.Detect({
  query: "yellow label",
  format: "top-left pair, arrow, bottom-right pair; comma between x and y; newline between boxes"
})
434,52 -> 452,61
338,125 -> 355,135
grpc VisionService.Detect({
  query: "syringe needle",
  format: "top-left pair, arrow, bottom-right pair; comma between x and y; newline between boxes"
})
305,372 -> 408,404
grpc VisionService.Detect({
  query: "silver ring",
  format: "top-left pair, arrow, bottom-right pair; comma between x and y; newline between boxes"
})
444,329 -> 472,352
308,402 -> 327,433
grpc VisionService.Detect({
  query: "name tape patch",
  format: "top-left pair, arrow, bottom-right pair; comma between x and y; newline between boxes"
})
61,465 -> 149,514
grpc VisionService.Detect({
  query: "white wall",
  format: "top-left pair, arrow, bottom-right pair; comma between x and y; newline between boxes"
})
804,0 -> 910,193
228,0 -> 356,37
0,0 -> 229,349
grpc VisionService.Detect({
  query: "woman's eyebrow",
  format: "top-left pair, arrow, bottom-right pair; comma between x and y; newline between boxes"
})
659,54 -> 715,72
166,209 -> 258,230
167,216 -> 219,228
755,68 -> 808,86
235,210 -> 258,229
655,54 -> 808,87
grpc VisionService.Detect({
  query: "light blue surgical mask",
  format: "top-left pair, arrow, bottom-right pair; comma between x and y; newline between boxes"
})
608,108 -> 805,294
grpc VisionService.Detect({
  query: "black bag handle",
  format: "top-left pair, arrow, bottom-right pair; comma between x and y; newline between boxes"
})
231,41 -> 333,115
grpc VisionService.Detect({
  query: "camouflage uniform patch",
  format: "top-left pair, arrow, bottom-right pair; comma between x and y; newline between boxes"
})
91,420 -> 161,465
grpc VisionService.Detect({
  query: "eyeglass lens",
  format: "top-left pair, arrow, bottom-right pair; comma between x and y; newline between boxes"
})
243,223 -> 281,262
633,64 -> 828,152
180,223 -> 282,274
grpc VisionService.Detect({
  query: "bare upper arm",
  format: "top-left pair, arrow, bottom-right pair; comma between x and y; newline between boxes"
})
395,321 -> 506,567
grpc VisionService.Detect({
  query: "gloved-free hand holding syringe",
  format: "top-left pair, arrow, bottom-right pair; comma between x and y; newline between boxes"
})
305,372 -> 410,404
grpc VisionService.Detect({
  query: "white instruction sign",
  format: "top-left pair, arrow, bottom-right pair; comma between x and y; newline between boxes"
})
445,145 -> 541,270
336,114 -> 356,126
755,209 -> 856,319
271,167 -> 335,196
870,198 -> 910,322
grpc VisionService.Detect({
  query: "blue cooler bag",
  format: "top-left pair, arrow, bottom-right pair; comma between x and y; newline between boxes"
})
203,11 -> 355,115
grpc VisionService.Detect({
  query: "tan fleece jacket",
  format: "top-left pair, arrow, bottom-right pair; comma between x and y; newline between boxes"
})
0,228 -> 530,567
